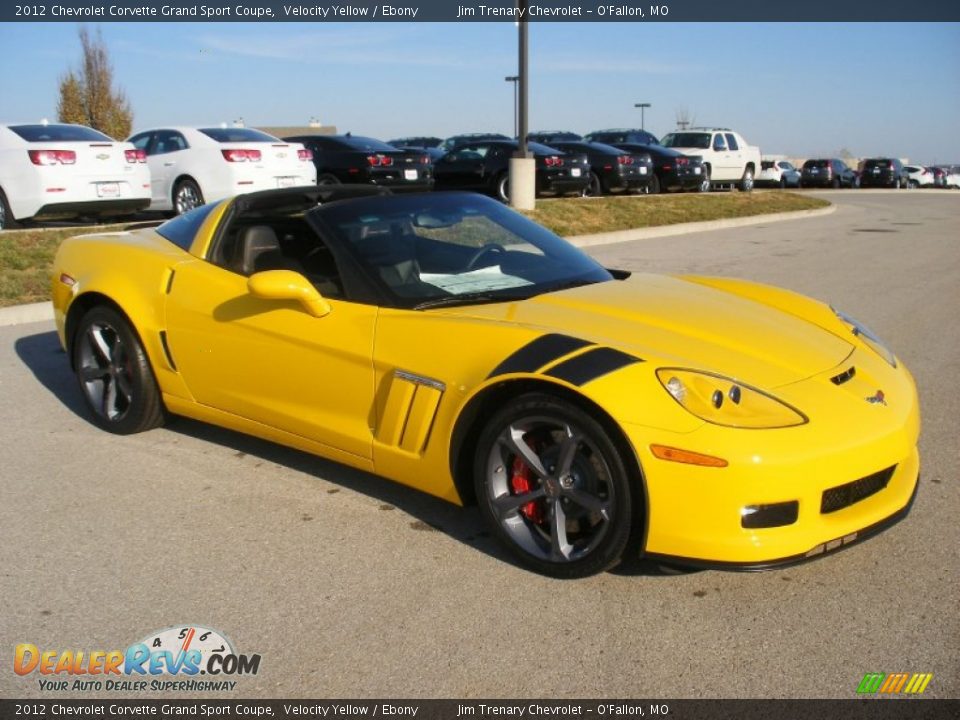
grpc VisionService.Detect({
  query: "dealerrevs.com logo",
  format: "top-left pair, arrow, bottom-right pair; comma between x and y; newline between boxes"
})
14,625 -> 261,692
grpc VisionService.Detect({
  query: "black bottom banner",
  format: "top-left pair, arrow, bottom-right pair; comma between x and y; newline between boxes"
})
1,699 -> 958,720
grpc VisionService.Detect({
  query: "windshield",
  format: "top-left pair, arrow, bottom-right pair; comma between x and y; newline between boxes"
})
312,193 -> 612,309
660,132 -> 711,149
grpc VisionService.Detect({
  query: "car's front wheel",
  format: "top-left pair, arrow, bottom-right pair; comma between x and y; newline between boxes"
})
173,179 -> 204,215
494,172 -> 510,203
474,393 -> 634,578
73,306 -> 166,435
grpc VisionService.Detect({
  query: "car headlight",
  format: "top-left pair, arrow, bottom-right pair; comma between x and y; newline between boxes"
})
832,308 -> 897,367
656,369 -> 807,429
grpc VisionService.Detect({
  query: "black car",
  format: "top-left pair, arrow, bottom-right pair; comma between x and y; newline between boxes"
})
800,158 -> 858,189
585,128 -> 659,146
858,158 -> 909,189
441,133 -> 512,153
284,135 -> 434,192
526,131 -> 583,144
611,143 -> 704,193
548,141 -> 653,195
433,140 -> 591,201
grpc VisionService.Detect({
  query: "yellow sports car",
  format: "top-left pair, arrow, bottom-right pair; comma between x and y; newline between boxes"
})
52,187 -> 920,578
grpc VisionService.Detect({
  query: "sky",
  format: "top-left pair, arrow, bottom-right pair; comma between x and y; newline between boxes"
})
1,21 -> 958,164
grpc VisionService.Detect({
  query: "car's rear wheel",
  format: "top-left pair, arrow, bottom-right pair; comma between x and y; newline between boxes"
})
894,178 -> 901,189
0,188 -> 18,230
474,393 -> 633,578
73,306 -> 165,435
739,167 -> 754,192
831,177 -> 841,189
778,176 -> 787,189
317,173 -> 341,186
173,179 -> 203,215
650,174 -> 662,194
584,171 -> 603,197
908,180 -> 919,189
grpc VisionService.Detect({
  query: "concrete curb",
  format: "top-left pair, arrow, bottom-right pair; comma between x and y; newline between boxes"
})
0,204 -> 836,328
566,204 -> 837,248
0,302 -> 53,327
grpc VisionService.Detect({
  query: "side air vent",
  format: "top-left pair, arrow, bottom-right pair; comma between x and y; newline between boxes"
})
831,366 -> 856,385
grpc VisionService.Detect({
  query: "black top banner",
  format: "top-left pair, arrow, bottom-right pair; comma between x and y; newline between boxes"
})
4,0 -> 960,23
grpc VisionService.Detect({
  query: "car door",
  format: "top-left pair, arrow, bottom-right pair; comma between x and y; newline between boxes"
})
145,130 -> 191,209
163,238 -> 378,464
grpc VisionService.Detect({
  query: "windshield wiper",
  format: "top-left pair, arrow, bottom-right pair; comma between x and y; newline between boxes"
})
413,291 -> 526,311
542,278 -> 600,294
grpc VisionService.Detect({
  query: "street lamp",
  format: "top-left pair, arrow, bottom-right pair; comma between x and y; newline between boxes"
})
634,102 -> 651,131
505,75 -> 519,138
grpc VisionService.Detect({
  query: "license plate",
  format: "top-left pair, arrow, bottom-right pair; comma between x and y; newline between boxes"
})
640,167 -> 648,175
872,168 -> 880,174
694,167 -> 701,175
96,182 -> 119,198
570,168 -> 581,177
277,176 -> 295,187
404,169 -> 418,181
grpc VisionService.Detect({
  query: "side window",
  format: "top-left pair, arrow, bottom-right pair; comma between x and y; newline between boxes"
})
724,133 -> 739,151
447,145 -> 487,162
712,134 -> 727,152
210,216 -> 344,298
154,131 -> 188,155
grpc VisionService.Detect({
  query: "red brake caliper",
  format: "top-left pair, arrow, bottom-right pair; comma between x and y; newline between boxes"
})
510,454 -> 545,524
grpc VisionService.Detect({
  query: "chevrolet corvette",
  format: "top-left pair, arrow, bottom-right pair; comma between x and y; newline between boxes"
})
52,187 -> 920,578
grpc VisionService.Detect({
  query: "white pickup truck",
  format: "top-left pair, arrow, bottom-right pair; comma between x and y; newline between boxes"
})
659,127 -> 761,191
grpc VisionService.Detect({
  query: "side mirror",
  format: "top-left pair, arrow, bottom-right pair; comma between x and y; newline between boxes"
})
247,270 -> 331,318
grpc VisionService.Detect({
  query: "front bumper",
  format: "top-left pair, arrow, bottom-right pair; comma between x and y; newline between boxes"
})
622,349 -> 921,567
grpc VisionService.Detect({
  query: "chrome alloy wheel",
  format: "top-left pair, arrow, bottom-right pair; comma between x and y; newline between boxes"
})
174,182 -> 202,215
484,415 -> 615,563
76,321 -> 135,422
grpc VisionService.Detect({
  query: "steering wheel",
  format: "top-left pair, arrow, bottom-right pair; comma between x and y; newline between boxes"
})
465,243 -> 506,271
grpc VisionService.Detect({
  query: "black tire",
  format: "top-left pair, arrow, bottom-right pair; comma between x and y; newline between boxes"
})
584,171 -> 603,197
778,176 -> 787,189
0,187 -> 18,230
73,306 -> 165,435
172,178 -> 204,216
739,166 -> 754,192
317,173 -> 341,186
650,173 -> 662,194
831,177 -> 841,189
473,392 -> 634,578
894,178 -> 901,190
908,180 -> 919,189
494,172 -> 509,203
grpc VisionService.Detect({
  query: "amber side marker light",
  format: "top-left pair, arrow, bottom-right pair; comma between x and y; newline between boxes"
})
650,444 -> 728,468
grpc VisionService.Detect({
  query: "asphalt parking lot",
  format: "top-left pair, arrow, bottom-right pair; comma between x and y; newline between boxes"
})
1,191 -> 957,700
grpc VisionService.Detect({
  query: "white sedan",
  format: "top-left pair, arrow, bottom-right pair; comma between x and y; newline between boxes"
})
127,127 -> 316,215
0,123 -> 151,230
903,165 -> 935,189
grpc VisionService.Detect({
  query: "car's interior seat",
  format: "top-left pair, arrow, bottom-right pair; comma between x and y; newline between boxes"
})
353,223 -> 426,295
240,225 -> 303,275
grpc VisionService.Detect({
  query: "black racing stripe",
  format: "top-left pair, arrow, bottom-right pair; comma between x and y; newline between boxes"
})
487,333 -> 593,379
544,347 -> 643,386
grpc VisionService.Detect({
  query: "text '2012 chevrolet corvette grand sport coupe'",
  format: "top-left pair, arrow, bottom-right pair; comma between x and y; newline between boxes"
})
52,187 -> 920,577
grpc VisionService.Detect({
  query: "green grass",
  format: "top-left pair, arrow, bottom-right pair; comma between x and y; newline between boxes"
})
0,192 -> 828,308
523,191 -> 829,237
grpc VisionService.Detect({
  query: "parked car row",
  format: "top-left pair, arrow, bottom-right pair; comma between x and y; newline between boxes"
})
2,120 -> 956,230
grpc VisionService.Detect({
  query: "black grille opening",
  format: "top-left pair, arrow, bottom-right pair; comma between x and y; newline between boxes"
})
741,501 -> 799,529
821,466 -> 895,514
831,366 -> 856,385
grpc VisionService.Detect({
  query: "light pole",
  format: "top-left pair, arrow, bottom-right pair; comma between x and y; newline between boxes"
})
634,102 -> 651,131
509,4 -> 535,210
505,75 -> 519,138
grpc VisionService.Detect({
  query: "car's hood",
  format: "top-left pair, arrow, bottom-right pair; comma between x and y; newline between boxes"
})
446,274 -> 853,388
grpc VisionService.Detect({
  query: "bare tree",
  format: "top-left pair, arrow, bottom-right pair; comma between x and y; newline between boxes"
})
56,27 -> 132,139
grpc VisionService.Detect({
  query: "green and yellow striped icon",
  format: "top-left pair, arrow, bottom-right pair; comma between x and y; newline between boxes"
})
857,672 -> 933,694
